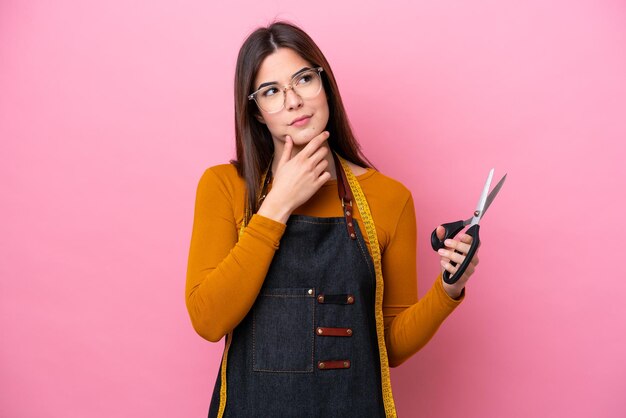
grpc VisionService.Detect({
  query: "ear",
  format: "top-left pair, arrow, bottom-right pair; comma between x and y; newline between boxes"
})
254,111 -> 266,125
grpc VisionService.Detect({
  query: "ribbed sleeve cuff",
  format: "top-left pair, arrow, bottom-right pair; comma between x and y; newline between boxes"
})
433,273 -> 465,308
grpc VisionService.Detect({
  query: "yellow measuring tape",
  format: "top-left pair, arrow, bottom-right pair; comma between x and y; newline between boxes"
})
339,157 -> 397,417
217,161 -> 396,417
217,332 -> 231,418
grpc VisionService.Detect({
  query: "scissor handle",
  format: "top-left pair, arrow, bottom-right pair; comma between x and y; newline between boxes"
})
442,224 -> 480,284
431,220 -> 466,251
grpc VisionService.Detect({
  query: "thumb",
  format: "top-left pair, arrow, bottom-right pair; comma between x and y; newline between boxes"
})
277,135 -> 293,169
436,225 -> 446,241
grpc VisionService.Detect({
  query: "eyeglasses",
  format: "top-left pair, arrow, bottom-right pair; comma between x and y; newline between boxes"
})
248,67 -> 324,114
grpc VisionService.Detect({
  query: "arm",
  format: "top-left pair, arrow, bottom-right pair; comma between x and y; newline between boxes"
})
185,168 -> 286,342
382,194 -> 464,367
186,133 -> 334,342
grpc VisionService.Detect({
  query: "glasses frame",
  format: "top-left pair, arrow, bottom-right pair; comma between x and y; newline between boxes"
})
248,67 -> 324,114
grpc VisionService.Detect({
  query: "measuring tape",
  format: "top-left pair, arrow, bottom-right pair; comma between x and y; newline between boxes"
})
339,156 -> 397,417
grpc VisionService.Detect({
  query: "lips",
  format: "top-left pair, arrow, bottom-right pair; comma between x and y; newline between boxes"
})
289,115 -> 312,126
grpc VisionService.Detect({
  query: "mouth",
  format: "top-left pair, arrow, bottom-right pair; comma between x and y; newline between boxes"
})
289,115 -> 312,126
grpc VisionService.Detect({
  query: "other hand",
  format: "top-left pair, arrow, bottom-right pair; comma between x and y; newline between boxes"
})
435,225 -> 480,299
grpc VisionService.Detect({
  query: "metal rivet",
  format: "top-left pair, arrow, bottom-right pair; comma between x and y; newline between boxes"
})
317,328 -> 323,335
347,296 -> 354,304
317,295 -> 324,303
307,289 -> 313,295
343,361 -> 349,367
319,362 -> 325,369
348,222 -> 353,227
346,329 -> 353,336
350,233 -> 356,239
346,210 -> 351,216
474,210 -> 480,217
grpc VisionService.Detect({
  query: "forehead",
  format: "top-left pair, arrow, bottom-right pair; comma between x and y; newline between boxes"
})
254,48 -> 312,86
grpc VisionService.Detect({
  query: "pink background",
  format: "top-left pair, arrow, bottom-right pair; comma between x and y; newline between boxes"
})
2,0 -> 625,417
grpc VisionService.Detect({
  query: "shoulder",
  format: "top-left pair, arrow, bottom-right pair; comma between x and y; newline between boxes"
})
359,169 -> 413,205
202,163 -> 240,181
196,163 -> 245,201
356,169 -> 415,248
199,163 -> 242,188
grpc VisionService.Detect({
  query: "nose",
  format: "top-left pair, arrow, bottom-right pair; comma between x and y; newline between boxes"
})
284,86 -> 303,111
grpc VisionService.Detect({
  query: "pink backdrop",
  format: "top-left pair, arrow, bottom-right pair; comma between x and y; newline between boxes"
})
2,1 -> 625,417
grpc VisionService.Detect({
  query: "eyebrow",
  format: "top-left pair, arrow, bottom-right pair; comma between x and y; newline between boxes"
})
256,67 -> 311,90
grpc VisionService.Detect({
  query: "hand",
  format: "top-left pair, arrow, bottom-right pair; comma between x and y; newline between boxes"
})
257,132 -> 332,223
435,225 -> 480,299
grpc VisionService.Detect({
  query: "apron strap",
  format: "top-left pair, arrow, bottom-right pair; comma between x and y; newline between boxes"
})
333,152 -> 357,240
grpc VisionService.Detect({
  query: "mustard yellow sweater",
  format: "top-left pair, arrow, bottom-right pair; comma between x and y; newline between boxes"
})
186,163 -> 462,366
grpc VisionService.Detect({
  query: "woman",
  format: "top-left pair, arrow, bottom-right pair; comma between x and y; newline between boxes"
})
186,21 -> 478,418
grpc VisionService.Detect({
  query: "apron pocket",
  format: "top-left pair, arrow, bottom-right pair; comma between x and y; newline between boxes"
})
253,287 -> 315,373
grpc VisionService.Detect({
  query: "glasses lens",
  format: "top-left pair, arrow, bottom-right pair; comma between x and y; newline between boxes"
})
256,86 -> 284,113
293,70 -> 322,99
254,69 -> 323,113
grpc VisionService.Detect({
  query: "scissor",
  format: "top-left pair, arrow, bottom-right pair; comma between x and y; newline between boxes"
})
431,169 -> 507,284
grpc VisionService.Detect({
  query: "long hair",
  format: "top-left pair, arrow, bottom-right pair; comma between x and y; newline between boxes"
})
232,21 -> 371,220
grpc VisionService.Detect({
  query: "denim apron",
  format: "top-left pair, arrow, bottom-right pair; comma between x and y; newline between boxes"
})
209,157 -> 392,417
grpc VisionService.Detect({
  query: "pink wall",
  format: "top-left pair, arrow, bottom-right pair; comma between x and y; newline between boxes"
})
2,1 -> 625,417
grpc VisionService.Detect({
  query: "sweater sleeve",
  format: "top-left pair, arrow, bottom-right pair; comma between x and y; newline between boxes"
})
185,168 -> 286,342
382,193 -> 464,367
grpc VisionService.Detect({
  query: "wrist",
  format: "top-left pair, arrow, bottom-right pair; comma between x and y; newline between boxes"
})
442,281 -> 464,300
257,194 -> 293,224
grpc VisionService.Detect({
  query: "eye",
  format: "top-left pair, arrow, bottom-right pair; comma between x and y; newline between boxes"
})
261,86 -> 280,97
295,72 -> 314,85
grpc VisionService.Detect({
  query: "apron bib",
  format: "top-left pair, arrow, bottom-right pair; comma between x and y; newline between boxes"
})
209,156 -> 396,417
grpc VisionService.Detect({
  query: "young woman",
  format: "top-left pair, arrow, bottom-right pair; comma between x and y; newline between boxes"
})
186,21 -> 479,418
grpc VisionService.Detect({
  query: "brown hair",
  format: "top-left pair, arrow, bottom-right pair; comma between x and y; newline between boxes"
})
232,21 -> 371,219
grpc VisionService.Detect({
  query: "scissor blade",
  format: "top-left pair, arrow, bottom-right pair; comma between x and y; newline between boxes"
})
471,168 -> 494,224
481,173 -> 507,219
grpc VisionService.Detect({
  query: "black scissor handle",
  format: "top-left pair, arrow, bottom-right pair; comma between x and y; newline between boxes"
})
442,224 -> 480,284
431,220 -> 466,251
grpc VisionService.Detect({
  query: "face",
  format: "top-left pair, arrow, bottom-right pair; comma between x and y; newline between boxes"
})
253,48 -> 329,148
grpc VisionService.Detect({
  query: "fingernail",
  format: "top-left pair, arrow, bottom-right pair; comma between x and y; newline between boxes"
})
444,239 -> 453,246
437,249 -> 446,256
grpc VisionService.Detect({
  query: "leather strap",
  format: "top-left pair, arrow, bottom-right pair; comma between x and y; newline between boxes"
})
318,360 -> 351,370
316,293 -> 355,305
316,327 -> 353,337
332,153 -> 357,240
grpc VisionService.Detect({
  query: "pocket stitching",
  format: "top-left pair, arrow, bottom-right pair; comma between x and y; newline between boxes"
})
253,289 -> 315,373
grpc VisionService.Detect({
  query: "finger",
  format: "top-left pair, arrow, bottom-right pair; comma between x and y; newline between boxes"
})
313,157 -> 329,177
458,233 -> 473,245
436,225 -> 446,241
277,135 -> 294,169
440,259 -> 458,275
444,238 -> 471,255
438,248 -> 466,265
314,171 -> 332,187
308,144 -> 329,166
300,131 -> 329,157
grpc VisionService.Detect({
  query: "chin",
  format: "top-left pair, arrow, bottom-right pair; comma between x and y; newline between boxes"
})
292,126 -> 323,145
